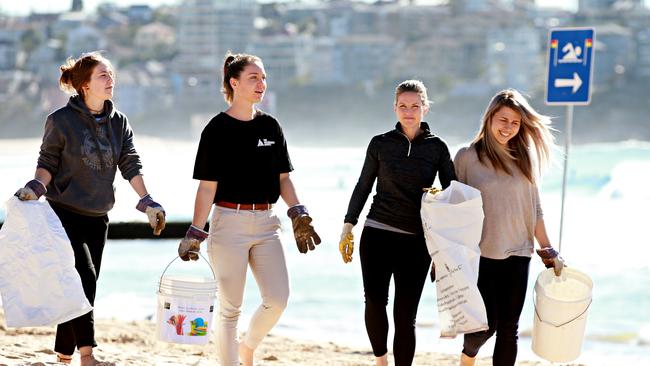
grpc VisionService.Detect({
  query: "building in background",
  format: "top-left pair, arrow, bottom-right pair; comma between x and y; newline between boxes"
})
578,0 -> 617,13
0,39 -> 16,70
65,24 -> 106,57
635,28 -> 650,79
134,22 -> 175,56
173,0 -> 255,97
592,23 -> 634,89
486,24 -> 542,92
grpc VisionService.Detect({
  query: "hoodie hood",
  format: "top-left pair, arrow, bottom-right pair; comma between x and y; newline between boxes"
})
67,95 -> 116,123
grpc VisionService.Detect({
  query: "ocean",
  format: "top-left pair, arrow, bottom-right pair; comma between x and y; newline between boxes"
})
1,137 -> 649,365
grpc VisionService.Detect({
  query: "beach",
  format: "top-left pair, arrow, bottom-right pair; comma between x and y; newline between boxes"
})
0,310 -> 559,366
2,139 -> 650,365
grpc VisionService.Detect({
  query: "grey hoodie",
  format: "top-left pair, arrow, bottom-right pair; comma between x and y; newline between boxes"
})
37,95 -> 143,216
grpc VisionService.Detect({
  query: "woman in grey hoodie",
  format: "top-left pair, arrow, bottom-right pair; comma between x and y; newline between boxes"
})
15,51 -> 165,366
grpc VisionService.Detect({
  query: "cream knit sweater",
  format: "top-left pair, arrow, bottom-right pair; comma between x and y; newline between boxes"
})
454,145 -> 543,260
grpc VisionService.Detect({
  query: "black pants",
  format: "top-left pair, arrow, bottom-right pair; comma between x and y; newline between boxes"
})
462,256 -> 531,366
50,203 -> 109,355
359,226 -> 431,366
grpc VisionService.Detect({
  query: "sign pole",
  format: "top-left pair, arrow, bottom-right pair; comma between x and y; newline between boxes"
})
558,104 -> 573,253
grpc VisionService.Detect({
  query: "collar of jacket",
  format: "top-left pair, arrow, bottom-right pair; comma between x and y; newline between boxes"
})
67,95 -> 116,123
392,121 -> 433,141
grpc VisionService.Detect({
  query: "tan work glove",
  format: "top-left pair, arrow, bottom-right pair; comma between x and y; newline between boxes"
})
339,223 -> 354,263
423,186 -> 442,196
15,179 -> 47,201
136,194 -> 166,235
178,225 -> 208,261
287,204 -> 321,253
536,247 -> 565,276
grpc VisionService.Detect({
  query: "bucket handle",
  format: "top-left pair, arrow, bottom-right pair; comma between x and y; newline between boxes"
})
533,287 -> 592,328
158,251 -> 216,293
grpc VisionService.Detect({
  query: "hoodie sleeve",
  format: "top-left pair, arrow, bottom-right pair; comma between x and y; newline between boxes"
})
117,117 -> 143,181
37,115 -> 63,176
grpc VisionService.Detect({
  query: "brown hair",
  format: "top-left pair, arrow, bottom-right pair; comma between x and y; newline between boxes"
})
221,52 -> 262,104
394,79 -> 430,108
59,51 -> 113,98
472,89 -> 556,183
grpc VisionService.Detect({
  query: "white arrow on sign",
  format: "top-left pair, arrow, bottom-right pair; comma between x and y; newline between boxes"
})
554,72 -> 583,93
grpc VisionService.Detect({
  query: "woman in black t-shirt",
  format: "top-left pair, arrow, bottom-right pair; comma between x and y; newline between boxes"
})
177,52 -> 321,366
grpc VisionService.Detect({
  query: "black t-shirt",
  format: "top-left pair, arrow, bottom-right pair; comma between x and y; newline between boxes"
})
193,111 -> 293,204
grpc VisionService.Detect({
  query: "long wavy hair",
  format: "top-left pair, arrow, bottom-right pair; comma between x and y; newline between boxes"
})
472,89 -> 556,183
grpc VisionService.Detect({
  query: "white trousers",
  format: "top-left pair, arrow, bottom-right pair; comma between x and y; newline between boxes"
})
207,206 -> 289,366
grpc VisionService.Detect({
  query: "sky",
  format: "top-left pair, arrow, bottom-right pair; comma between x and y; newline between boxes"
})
0,0 -> 584,17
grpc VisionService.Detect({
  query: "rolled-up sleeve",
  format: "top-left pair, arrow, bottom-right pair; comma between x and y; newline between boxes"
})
37,115 -> 63,176
117,119 -> 143,181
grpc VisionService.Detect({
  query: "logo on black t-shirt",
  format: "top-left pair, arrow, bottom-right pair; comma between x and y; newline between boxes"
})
257,139 -> 275,147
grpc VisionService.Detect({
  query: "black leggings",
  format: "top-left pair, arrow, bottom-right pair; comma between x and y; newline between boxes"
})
359,226 -> 431,366
463,256 -> 531,366
50,203 -> 109,355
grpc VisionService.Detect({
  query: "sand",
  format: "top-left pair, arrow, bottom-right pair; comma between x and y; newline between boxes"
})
0,309 -> 572,366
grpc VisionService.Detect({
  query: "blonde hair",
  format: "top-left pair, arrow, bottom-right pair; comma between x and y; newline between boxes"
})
472,89 -> 556,183
394,79 -> 430,108
59,51 -> 113,98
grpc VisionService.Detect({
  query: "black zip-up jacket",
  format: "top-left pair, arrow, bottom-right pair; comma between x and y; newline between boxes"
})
344,122 -> 456,234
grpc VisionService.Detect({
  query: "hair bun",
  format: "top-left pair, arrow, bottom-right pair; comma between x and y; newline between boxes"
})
224,54 -> 236,66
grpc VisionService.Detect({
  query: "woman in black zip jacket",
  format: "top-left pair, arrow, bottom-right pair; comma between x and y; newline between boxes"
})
15,52 -> 165,366
338,80 -> 456,366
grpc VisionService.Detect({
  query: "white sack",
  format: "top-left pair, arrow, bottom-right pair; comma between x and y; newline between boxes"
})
0,197 -> 92,327
421,181 -> 488,338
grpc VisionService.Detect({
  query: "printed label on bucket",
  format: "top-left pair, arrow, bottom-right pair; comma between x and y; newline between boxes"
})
157,295 -> 214,345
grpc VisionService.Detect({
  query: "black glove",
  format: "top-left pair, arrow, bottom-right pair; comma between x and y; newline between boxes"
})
15,179 -> 47,201
287,204 -> 321,254
136,194 -> 166,235
178,225 -> 208,261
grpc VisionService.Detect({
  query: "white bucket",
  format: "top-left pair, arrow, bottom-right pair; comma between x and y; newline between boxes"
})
155,255 -> 218,345
532,267 -> 593,363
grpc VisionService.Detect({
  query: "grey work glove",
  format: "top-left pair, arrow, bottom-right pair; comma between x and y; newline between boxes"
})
536,247 -> 565,276
287,204 -> 321,254
136,194 -> 166,235
15,179 -> 47,201
178,225 -> 208,261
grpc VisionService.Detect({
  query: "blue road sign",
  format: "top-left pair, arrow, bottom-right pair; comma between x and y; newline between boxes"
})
546,28 -> 595,105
